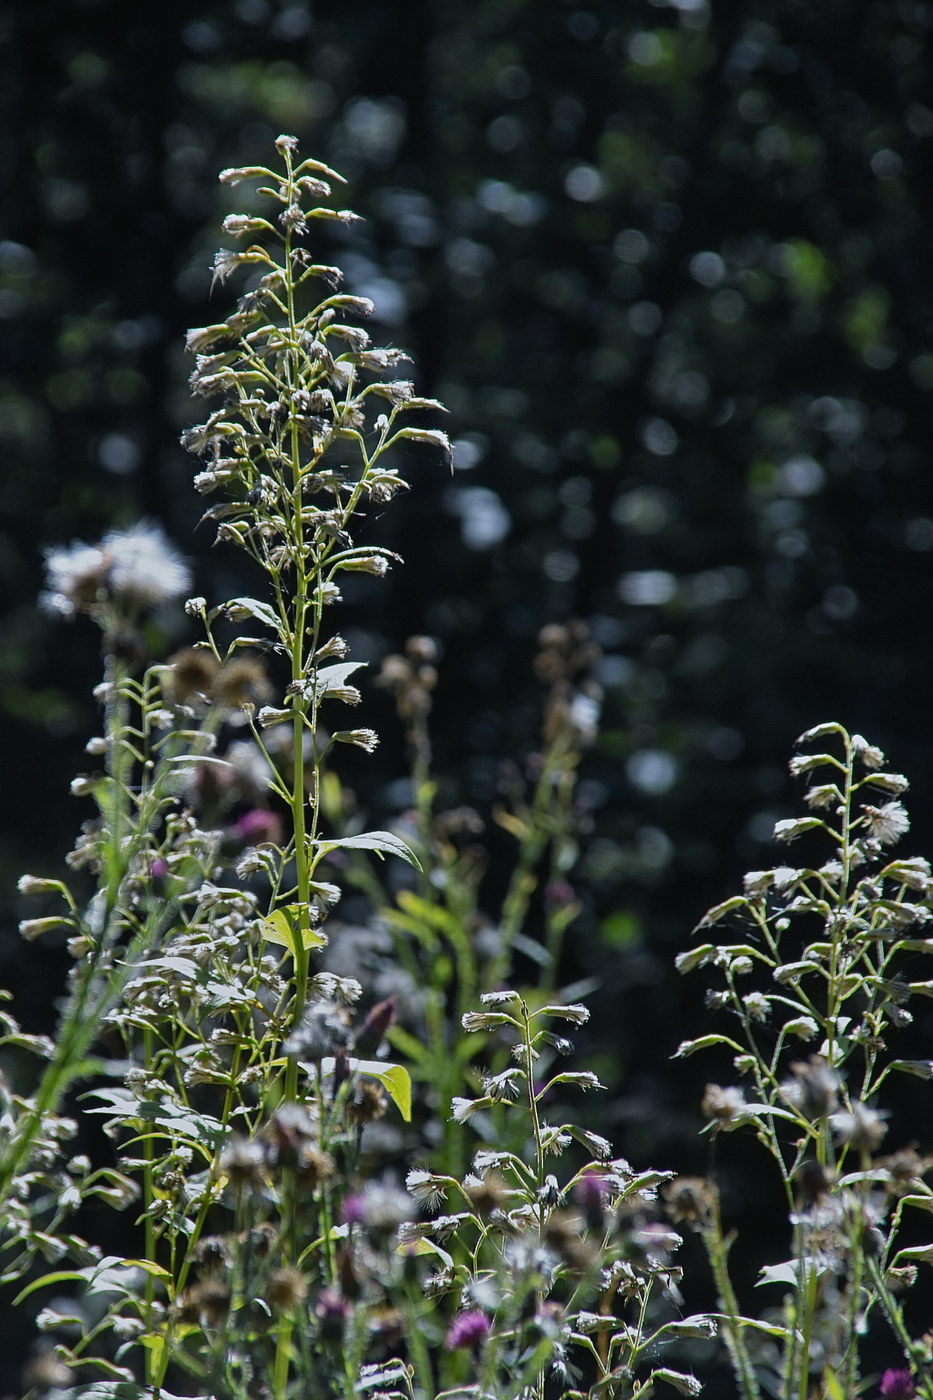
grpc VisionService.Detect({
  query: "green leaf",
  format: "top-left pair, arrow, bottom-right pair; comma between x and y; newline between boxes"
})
672,1034 -> 745,1059
81,1089 -> 226,1150
224,595 -> 281,630
314,830 -> 422,870
696,896 -> 751,928
757,1258 -> 828,1287
318,1056 -> 412,1121
387,1023 -> 432,1067
314,660 -> 367,696
893,1243 -> 933,1265
261,905 -> 327,954
822,1369 -> 846,1400
393,889 -> 464,939
395,1237 -> 454,1267
14,1254 -> 165,1307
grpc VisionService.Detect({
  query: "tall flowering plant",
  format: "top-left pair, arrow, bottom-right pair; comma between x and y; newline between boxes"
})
4,136 -> 452,1399
672,724 -> 933,1400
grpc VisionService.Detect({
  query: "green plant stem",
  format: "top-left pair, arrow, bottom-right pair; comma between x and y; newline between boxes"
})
702,1189 -> 760,1400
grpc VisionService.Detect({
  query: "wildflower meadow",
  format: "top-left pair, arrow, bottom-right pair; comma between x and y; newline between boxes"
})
2,131 -> 933,1400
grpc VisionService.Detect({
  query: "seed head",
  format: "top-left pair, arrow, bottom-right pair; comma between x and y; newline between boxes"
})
781,1057 -> 839,1120
701,1084 -> 748,1129
830,1101 -> 888,1153
267,1267 -> 308,1314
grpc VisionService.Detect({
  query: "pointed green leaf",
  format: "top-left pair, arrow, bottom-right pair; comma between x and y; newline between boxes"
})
673,1034 -> 745,1059
261,905 -> 327,953
313,830 -> 422,870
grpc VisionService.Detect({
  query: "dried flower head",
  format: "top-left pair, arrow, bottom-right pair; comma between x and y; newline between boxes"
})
781,1057 -> 839,1120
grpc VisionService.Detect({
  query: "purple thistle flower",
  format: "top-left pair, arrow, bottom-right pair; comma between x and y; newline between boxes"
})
444,1309 -> 492,1351
234,808 -> 283,845
880,1369 -> 916,1399
340,1193 -> 367,1226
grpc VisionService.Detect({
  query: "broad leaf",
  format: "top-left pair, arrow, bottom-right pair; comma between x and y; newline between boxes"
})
314,660 -> 367,696
318,1056 -> 412,1121
261,906 -> 327,954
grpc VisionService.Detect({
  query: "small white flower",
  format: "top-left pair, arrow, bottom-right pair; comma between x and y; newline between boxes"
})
451,1097 -> 483,1123
863,801 -> 910,845
332,728 -> 379,753
17,874 -> 58,896
743,870 -> 773,897
103,522 -> 192,608
784,1015 -> 819,1040
406,1168 -> 448,1211
41,541 -> 108,615
851,734 -> 885,768
772,866 -> 803,891
743,993 -> 770,1023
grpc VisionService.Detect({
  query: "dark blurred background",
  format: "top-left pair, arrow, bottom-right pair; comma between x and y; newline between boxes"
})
3,0 -> 933,1359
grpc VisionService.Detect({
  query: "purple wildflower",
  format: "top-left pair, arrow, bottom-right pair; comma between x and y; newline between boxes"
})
340,1193 -> 367,1226
234,808 -> 283,845
574,1171 -> 609,1228
444,1309 -> 492,1351
880,1370 -> 916,1399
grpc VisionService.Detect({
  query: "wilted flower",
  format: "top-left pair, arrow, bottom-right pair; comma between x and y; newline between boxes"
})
830,1101 -> 888,1153
267,1267 -> 308,1313
701,1084 -> 748,1129
43,524 -> 191,618
851,734 -> 885,769
781,1057 -> 839,1119
284,1001 -> 352,1061
664,1176 -> 714,1228
213,657 -> 272,711
406,1168 -> 448,1212
219,1136 -> 266,1188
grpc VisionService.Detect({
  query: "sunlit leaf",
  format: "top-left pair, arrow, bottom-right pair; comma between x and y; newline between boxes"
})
313,830 -> 421,869
261,905 -> 327,953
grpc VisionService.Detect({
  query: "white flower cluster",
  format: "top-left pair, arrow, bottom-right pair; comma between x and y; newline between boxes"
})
42,522 -> 192,616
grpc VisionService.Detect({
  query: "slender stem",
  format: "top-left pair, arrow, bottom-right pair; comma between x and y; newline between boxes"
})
702,1187 -> 760,1400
